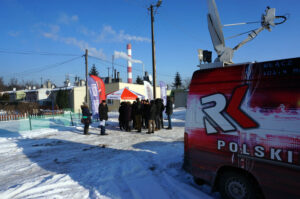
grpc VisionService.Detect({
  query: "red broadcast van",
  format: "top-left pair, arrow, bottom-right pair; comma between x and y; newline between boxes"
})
184,57 -> 300,199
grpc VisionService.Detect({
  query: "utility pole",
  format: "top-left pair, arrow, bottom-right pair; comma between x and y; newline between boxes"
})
85,49 -> 89,106
112,55 -> 114,79
148,0 -> 162,99
107,67 -> 110,77
150,5 -> 156,99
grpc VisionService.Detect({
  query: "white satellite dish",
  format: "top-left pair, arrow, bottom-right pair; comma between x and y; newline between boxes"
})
206,0 -> 287,64
207,0 -> 225,53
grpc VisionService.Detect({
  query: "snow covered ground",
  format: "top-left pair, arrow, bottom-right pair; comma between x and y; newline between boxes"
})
0,108 -> 219,199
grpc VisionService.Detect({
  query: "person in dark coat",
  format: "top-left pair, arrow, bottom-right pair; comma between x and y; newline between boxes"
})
81,102 -> 92,135
159,99 -> 165,128
147,100 -> 156,134
124,102 -> 132,132
165,97 -> 173,129
155,98 -> 164,130
135,98 -> 143,132
142,100 -> 150,129
131,101 -> 137,130
98,100 -> 108,135
119,102 -> 126,130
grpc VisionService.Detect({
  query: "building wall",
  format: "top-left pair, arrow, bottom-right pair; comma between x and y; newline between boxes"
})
37,88 -> 51,101
16,91 -> 26,100
73,86 -> 86,113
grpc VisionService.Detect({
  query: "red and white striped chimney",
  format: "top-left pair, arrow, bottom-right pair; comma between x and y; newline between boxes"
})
127,43 -> 132,83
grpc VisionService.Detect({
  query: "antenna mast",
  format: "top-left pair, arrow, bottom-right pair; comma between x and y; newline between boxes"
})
206,0 -> 287,64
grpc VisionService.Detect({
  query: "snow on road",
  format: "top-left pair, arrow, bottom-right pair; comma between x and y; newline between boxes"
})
0,109 -> 218,199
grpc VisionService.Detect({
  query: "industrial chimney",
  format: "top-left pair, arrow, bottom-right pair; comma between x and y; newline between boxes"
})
127,43 -> 132,83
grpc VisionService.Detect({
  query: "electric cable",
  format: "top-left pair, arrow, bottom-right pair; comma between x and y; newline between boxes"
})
8,55 -> 82,77
0,48 -> 81,57
275,15 -> 287,25
88,55 -> 188,78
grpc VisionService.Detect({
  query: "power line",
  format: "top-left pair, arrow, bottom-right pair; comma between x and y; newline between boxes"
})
88,55 -> 186,79
8,56 -> 83,77
88,55 -> 140,71
0,48 -> 82,57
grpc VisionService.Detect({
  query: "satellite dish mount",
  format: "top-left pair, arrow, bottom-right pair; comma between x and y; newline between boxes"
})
207,0 -> 287,64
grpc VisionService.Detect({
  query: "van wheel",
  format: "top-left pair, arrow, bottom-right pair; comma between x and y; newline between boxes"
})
218,171 -> 260,199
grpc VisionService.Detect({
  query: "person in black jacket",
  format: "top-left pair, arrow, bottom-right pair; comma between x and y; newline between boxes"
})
81,102 -> 92,135
147,100 -> 156,134
98,100 -> 108,135
131,101 -> 137,130
159,98 -> 165,129
124,102 -> 132,132
155,98 -> 164,130
142,100 -> 150,129
165,97 -> 173,130
135,98 -> 142,132
119,102 -> 126,130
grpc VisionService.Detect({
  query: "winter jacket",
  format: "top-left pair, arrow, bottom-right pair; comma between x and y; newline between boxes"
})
165,99 -> 173,115
160,100 -> 165,116
131,102 -> 137,119
149,102 -> 157,120
155,99 -> 164,117
99,103 -> 108,121
135,101 -> 142,116
119,103 -> 126,122
124,103 -> 132,121
143,103 -> 150,119
81,105 -> 92,124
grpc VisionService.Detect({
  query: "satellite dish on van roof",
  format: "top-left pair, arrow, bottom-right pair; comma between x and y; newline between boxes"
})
207,0 -> 225,53
206,0 -> 287,64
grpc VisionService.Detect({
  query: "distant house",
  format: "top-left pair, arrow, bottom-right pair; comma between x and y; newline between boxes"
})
3,80 -> 169,113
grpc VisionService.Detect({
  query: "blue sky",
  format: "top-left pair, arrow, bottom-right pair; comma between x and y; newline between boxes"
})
1,0 -> 300,87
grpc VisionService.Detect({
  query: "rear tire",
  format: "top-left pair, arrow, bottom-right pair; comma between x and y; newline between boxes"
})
218,171 -> 262,199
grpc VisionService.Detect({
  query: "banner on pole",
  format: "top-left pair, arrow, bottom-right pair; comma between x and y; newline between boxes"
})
144,81 -> 153,100
88,76 -> 100,119
90,75 -> 106,102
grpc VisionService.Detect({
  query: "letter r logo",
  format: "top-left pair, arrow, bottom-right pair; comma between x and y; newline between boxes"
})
200,85 -> 258,134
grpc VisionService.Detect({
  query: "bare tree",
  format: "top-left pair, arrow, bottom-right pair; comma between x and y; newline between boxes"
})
24,80 -> 40,89
0,77 -> 6,91
183,77 -> 191,89
8,77 -> 21,90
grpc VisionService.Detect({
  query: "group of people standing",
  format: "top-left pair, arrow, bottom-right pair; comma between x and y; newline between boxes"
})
81,96 -> 173,135
118,97 -> 173,134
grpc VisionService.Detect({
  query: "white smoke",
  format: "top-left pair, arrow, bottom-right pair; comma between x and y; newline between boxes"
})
114,51 -> 143,64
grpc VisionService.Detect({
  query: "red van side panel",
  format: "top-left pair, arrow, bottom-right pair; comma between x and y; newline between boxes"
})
184,58 -> 300,199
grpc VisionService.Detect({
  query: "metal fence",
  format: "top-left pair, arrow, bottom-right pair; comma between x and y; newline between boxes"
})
0,111 -> 98,131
